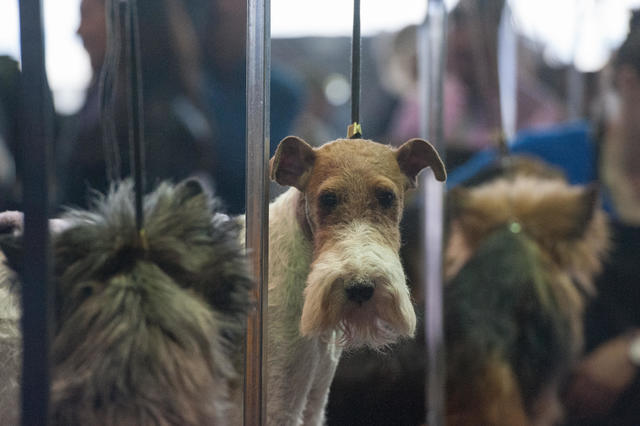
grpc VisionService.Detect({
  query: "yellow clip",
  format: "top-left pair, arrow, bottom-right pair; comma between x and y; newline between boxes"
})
139,228 -> 149,251
347,122 -> 362,139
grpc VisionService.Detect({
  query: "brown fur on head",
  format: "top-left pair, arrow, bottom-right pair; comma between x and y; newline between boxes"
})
271,136 -> 446,255
446,175 -> 609,294
270,136 -> 446,348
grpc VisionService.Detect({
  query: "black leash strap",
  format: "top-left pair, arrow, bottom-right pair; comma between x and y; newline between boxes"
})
123,0 -> 146,232
101,0 -> 146,240
348,0 -> 362,139
100,0 -> 123,183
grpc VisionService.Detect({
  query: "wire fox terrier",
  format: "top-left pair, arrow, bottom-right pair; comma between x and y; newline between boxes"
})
265,136 -> 446,425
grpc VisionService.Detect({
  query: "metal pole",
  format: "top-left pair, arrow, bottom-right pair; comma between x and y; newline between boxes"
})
567,0 -> 586,122
418,1 -> 447,425
497,0 -> 518,145
123,0 -> 146,231
245,0 -> 270,423
18,0 -> 54,424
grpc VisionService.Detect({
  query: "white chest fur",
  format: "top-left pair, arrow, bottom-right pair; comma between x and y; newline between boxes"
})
266,189 -> 343,426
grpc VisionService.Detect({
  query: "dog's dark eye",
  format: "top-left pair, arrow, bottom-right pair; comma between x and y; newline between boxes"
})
319,192 -> 338,210
376,190 -> 396,208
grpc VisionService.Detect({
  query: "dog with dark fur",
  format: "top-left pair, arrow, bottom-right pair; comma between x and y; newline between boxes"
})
0,179 -> 253,425
444,172 -> 609,426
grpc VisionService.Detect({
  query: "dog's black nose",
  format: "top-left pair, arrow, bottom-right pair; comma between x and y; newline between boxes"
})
346,282 -> 374,304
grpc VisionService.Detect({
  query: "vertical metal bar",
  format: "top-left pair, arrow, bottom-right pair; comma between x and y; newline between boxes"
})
418,1 -> 447,425
497,0 -> 518,145
245,0 -> 270,423
18,0 -> 53,424
567,0 -> 586,122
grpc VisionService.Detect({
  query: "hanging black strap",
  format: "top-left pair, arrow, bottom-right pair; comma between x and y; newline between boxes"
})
99,0 -> 123,183
123,0 -> 146,233
348,0 -> 362,139
102,0 -> 146,237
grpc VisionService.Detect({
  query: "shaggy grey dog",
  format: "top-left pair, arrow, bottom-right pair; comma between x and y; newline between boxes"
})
0,179 -> 253,425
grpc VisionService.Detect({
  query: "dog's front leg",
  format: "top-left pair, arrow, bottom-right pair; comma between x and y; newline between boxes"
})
301,333 -> 342,426
267,331 -> 323,426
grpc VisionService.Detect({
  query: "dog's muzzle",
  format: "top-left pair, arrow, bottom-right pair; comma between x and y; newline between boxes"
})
299,220 -> 416,347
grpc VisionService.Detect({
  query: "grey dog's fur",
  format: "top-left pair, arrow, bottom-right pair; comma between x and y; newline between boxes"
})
0,250 -> 20,425
0,179 -> 253,425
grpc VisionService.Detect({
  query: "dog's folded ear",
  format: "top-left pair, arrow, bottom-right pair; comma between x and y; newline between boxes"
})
270,136 -> 316,190
396,138 -> 446,187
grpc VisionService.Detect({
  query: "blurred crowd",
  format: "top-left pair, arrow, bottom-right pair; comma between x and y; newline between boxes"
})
1,0 -> 640,424
0,0 -> 572,213
0,0 -> 302,214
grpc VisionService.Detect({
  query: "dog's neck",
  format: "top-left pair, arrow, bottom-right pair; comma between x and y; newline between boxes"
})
267,188 -> 313,303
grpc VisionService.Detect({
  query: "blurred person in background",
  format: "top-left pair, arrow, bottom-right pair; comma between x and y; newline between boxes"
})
443,7 -> 640,425
564,10 -> 640,426
185,0 -> 303,214
445,0 -> 565,150
383,0 -> 565,170
57,0 -> 216,209
288,69 -> 336,146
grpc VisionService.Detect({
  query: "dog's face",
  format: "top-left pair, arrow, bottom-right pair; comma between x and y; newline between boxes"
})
270,137 -> 446,348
